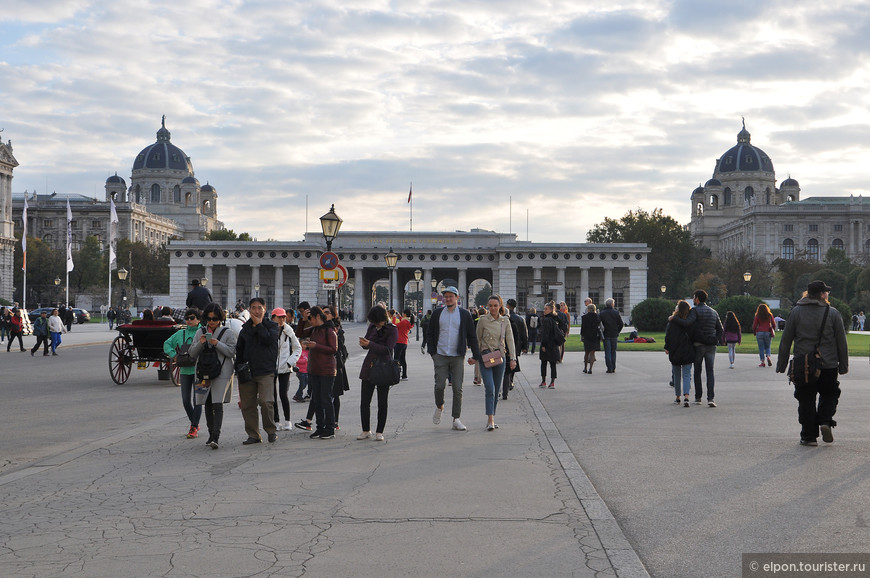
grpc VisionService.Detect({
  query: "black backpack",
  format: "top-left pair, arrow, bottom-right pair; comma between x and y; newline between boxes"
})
196,328 -> 228,381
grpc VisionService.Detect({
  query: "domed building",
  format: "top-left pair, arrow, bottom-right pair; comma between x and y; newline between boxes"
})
690,122 -> 868,262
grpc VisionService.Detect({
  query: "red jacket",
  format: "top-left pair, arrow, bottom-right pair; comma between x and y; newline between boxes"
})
396,318 -> 412,345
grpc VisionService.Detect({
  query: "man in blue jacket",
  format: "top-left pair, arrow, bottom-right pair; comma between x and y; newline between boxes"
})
424,286 -> 480,431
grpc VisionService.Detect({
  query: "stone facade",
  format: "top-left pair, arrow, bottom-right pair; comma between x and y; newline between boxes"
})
0,137 -> 18,302
168,230 -> 650,322
690,122 -> 870,263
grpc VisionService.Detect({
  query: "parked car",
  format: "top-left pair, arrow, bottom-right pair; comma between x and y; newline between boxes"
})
27,307 -> 55,322
72,308 -> 91,323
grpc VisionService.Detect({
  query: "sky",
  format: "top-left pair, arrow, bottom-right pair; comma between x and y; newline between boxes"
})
3,0 -> 870,244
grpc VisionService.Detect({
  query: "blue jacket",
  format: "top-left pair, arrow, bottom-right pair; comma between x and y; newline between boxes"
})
424,306 -> 480,359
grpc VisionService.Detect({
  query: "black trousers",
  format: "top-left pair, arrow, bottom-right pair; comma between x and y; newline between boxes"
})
360,380 -> 390,434
7,332 -> 23,351
273,372 -> 291,422
541,358 -> 557,380
394,343 -> 408,378
794,367 -> 840,441
31,334 -> 50,355
204,398 -> 224,441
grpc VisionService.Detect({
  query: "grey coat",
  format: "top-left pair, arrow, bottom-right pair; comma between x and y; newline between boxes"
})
776,297 -> 848,373
189,326 -> 237,404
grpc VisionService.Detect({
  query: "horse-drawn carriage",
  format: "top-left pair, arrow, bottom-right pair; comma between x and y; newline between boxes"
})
108,321 -> 182,385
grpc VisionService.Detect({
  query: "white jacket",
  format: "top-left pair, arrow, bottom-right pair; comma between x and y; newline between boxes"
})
277,323 -> 302,374
48,315 -> 66,334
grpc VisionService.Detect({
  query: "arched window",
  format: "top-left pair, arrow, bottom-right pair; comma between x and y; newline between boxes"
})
709,195 -> 719,209
185,192 -> 191,207
807,238 -> 820,261
723,188 -> 732,206
173,185 -> 181,203
150,184 -> 161,203
202,200 -> 211,213
765,187 -> 771,205
696,202 -> 704,216
786,194 -> 795,202
781,239 -> 794,260
111,191 -> 117,201
832,238 -> 844,251
744,186 -> 754,205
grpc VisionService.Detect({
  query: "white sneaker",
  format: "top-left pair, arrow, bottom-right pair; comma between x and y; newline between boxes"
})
357,431 -> 372,440
375,433 -> 385,441
433,406 -> 443,425
729,364 -> 734,369
276,421 -> 286,431
452,419 -> 467,431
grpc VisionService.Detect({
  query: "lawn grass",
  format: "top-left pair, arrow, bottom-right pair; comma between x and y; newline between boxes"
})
564,331 -> 870,356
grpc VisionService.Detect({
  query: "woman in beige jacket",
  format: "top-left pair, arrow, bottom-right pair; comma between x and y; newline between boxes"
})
476,295 -> 516,431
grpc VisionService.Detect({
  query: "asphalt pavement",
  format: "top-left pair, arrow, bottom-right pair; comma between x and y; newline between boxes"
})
2,322 -> 869,577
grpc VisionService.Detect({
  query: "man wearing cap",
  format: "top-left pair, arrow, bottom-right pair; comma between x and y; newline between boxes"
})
424,286 -> 480,431
186,279 -> 213,311
776,280 -> 848,446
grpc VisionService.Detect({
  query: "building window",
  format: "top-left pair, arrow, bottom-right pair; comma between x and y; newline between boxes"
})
173,185 -> 181,203
92,220 -> 102,228
744,186 -> 754,204
809,224 -> 818,232
150,184 -> 161,203
613,292 -> 624,314
807,239 -> 820,261
723,188 -> 732,206
832,238 -> 844,251
834,224 -> 843,232
784,224 -> 793,232
781,239 -> 794,260
865,239 -> 870,254
696,202 -> 703,216
43,219 -> 53,228
709,195 -> 718,209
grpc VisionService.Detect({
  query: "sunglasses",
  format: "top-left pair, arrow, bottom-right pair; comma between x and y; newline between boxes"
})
185,316 -> 198,321
205,316 -> 220,321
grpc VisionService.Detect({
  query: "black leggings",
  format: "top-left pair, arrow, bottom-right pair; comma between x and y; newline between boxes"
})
204,398 -> 224,440
394,343 -> 408,378
7,332 -> 23,352
541,358 -> 557,380
273,372 -> 291,422
360,380 -> 390,433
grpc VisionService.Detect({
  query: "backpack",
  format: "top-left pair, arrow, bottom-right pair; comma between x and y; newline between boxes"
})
529,315 -> 538,329
551,318 -> 566,346
196,328 -> 228,381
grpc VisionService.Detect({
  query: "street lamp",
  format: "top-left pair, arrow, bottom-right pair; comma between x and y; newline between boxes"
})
414,269 -> 422,341
201,277 -> 208,287
743,271 -> 752,296
254,283 -> 261,298
117,268 -> 128,312
660,285 -> 666,297
54,277 -> 60,306
319,204 -> 343,306
289,288 -> 296,309
385,248 -> 398,310
431,278 -> 438,307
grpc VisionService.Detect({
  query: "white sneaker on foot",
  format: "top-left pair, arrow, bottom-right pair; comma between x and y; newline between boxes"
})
357,431 -> 372,440
452,419 -> 467,431
375,433 -> 385,441
433,406 -> 443,425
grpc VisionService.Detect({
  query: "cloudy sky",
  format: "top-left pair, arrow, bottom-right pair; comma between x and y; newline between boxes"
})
3,0 -> 870,243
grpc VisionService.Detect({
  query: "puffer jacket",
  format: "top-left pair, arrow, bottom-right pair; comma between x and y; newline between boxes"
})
776,298 -> 848,373
276,323 -> 302,374
671,303 -> 723,346
236,318 -> 280,378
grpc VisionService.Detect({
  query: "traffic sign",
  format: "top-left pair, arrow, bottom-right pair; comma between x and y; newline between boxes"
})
320,251 -> 339,270
320,268 -> 339,281
336,264 -> 348,288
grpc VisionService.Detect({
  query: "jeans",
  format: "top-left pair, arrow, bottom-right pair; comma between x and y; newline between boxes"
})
794,368 -> 840,441
480,361 -> 506,416
693,344 -> 717,401
433,354 -> 466,419
756,332 -> 772,362
310,374 -> 335,434
180,373 -> 202,427
603,337 -> 618,372
360,379 -> 390,433
394,343 -> 408,378
727,342 -> 737,365
294,373 -> 309,398
672,363 -> 692,396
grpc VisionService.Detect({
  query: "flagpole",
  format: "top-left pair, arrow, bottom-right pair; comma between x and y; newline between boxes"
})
408,182 -> 413,232
22,196 -> 28,310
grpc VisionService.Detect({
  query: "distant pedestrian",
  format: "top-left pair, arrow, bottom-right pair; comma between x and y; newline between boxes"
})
357,305 -> 398,442
723,311 -> 742,369
107,307 -> 117,329
776,280 -> 848,446
63,307 -> 74,332
186,279 -> 213,311
860,311 -> 866,331
557,302 -> 570,362
752,304 -> 775,367
526,307 -> 539,354
580,303 -> 600,374
599,298 -> 625,373
7,309 -> 25,352
48,309 -> 66,355
30,310 -> 50,356
665,300 -> 694,407
538,302 -> 563,388
502,298 -> 527,399
394,309 -> 413,380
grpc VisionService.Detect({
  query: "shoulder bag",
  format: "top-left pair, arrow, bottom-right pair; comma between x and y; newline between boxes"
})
368,351 -> 401,386
788,305 -> 830,387
481,318 -> 507,367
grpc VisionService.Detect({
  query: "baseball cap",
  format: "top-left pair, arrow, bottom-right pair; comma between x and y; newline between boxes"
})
271,307 -> 286,317
442,286 -> 459,296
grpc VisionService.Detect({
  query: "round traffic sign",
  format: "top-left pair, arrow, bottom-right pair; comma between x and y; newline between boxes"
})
320,251 -> 339,270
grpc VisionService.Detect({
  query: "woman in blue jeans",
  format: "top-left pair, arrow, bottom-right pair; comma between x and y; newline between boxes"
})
665,300 -> 695,407
163,308 -> 203,438
752,303 -> 776,367
476,295 -> 516,430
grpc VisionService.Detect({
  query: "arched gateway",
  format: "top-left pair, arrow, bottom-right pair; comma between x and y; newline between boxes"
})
169,230 -> 650,321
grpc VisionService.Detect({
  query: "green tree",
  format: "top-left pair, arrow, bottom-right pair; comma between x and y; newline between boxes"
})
714,296 -> 765,333
474,287 -> 491,306
70,236 -> 105,293
587,208 -> 709,298
774,258 -> 822,300
204,228 -> 253,241
629,298 -> 674,332
713,250 -> 775,298
14,234 -> 64,306
691,272 -> 727,305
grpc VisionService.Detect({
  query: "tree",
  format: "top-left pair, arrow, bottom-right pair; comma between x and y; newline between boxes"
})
691,272 -> 727,305
773,258 -> 822,300
204,228 -> 252,241
71,236 -> 104,293
14,234 -> 64,306
587,208 -> 709,298
474,287 -> 491,306
629,298 -> 674,331
713,249 -> 775,298
713,296 -> 765,333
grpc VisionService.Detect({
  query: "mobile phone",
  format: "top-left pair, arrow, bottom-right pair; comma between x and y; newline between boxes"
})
206,332 -> 213,339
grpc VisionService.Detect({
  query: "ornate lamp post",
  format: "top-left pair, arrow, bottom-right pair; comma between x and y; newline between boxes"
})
117,268 -> 128,311
384,248 -> 399,311
660,285 -> 666,298
743,272 -> 752,296
289,288 -> 296,309
201,277 -> 208,287
254,283 -> 261,298
54,277 -> 61,306
431,278 -> 438,307
319,204 -> 343,307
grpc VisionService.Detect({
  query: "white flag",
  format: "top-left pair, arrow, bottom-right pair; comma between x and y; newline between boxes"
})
22,196 -> 28,270
66,198 -> 74,273
109,197 -> 118,269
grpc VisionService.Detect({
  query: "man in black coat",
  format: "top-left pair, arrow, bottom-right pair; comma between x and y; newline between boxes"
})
668,289 -> 724,407
236,297 -> 280,444
502,299 -> 528,399
186,279 -> 213,311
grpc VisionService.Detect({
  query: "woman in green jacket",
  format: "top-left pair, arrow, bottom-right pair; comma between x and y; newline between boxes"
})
164,308 -> 202,439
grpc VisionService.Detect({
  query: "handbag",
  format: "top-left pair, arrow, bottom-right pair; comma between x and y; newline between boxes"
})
481,349 -> 504,367
235,361 -> 253,383
368,353 -> 401,386
788,305 -> 829,387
